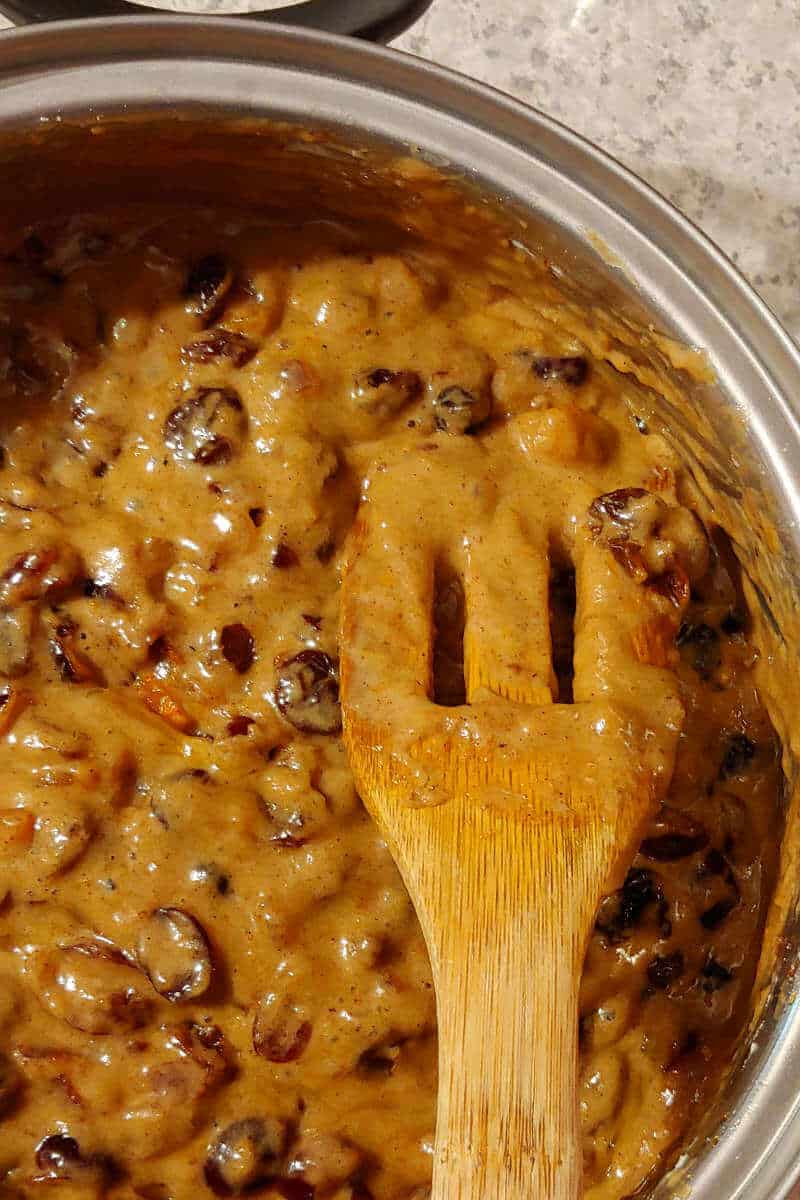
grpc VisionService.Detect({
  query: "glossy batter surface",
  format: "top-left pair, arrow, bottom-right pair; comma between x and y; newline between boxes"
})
0,207 -> 781,1200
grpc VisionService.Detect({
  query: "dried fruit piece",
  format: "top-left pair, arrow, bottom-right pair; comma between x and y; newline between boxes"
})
286,1131 -> 362,1190
138,908 -> 213,1002
431,385 -> 491,435
677,621 -> 721,679
0,685 -> 30,735
0,1052 -> 21,1116
274,650 -> 341,735
34,1133 -> 117,1185
0,605 -> 34,677
184,255 -> 234,324
588,488 -> 709,592
639,811 -> 708,862
220,623 -> 255,674
181,328 -> 258,367
595,868 -> 668,944
719,733 -> 756,779
646,951 -> 685,991
701,957 -> 734,992
33,939 -> 152,1034
351,368 -> 422,416
137,671 -> 196,734
0,807 -> 35,854
204,1117 -> 288,1196
699,897 -> 738,930
253,995 -> 312,1063
164,387 -> 247,466
0,545 -> 80,607
49,620 -> 105,685
272,543 -> 298,569
530,355 -> 589,386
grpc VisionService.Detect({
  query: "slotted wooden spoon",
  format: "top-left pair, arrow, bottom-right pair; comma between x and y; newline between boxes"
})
340,441 -> 684,1200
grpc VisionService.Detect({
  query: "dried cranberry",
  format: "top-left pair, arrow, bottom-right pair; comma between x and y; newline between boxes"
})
164,387 -> 247,465
274,651 -> 341,735
530,355 -> 589,386
220,623 -> 255,674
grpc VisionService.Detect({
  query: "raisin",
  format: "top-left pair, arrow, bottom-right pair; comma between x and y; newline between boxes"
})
272,543 -> 298,569
719,733 -> 756,778
646,950 -> 685,990
587,488 -> 650,538
595,868 -> 665,943
35,1134 -> 118,1184
137,908 -> 213,1002
351,367 -> 422,415
36,1134 -> 82,1174
721,609 -> 747,635
530,355 -> 589,386
639,810 -> 708,862
431,385 -> 491,434
248,507 -> 265,528
0,606 -> 33,677
274,650 -> 341,735
220,623 -> 255,674
181,328 -> 257,367
204,1117 -> 288,1196
253,996 -> 312,1063
676,622 -> 721,679
700,897 -> 738,930
0,1052 -> 21,1116
698,848 -> 728,877
164,387 -> 247,465
227,715 -> 255,737
701,957 -> 734,991
640,831 -> 708,862
184,255 -> 234,324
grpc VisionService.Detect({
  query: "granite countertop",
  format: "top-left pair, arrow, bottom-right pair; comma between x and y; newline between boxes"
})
395,0 -> 800,347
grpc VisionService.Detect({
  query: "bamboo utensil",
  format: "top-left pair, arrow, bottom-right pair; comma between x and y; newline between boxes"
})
340,439 -> 683,1200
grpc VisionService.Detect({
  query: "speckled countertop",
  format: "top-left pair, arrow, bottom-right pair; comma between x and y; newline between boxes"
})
394,0 -> 800,346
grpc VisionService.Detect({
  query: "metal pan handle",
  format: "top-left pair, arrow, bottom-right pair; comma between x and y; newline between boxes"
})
0,0 -> 429,39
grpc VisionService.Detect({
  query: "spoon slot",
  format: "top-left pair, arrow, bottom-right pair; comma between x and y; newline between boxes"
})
432,559 -> 467,707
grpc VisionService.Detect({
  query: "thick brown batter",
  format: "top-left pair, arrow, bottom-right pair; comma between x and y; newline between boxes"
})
0,204 -> 781,1200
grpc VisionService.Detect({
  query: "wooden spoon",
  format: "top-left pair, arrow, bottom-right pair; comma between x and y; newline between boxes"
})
340,441 -> 684,1200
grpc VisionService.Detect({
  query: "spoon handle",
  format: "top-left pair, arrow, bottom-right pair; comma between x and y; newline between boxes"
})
392,796 -> 615,1200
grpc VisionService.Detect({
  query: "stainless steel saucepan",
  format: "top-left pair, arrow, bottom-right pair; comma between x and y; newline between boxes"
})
1,16 -> 799,1200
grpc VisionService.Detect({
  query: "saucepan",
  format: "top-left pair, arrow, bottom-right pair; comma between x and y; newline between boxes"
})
0,15 -> 799,1200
